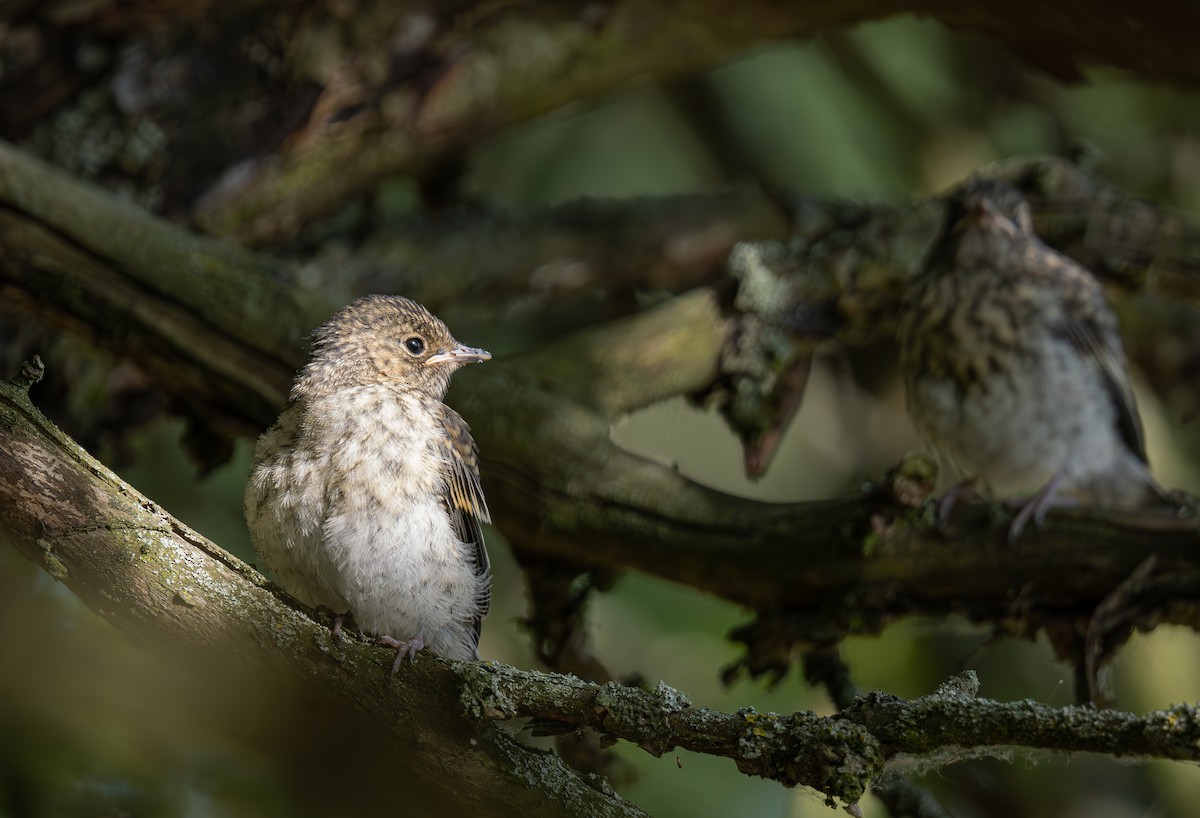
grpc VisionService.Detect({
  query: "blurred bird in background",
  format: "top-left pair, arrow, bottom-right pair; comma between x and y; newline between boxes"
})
899,180 -> 1162,541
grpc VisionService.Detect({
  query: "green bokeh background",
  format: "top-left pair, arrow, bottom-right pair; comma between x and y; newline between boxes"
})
5,15 -> 1200,818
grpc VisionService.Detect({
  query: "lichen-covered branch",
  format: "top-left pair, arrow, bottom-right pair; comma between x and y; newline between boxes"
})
841,673 -> 1200,765
461,663 -> 883,807
466,663 -> 1200,801
0,372 -> 645,818
6,370 -> 1200,813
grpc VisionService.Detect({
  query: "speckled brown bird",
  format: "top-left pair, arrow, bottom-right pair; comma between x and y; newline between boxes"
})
244,295 -> 491,667
899,180 -> 1161,540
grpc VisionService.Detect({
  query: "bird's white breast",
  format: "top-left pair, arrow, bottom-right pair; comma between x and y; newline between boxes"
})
912,335 -> 1119,493
246,384 -> 482,660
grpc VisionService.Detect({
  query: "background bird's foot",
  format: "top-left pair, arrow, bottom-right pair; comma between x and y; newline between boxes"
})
935,476 -> 982,528
1007,472 -> 1073,545
381,630 -> 425,673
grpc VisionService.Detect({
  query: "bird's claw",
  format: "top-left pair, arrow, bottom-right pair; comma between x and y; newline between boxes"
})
381,631 -> 425,673
1006,472 -> 1073,546
935,477 -> 981,529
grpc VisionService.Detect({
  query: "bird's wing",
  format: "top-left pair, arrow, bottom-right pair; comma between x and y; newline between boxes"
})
439,407 -> 492,640
1045,252 -> 1148,463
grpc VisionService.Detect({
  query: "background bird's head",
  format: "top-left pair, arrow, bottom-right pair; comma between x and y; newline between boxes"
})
920,178 -> 1037,276
297,295 -> 490,400
957,179 -> 1034,237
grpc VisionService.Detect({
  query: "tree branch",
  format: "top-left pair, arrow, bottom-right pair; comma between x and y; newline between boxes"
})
192,0 -> 1200,249
0,370 -> 644,818
12,1 -> 1200,243
6,368 -> 1200,814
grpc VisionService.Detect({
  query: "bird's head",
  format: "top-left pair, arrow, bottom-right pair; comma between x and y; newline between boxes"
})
297,295 -> 490,400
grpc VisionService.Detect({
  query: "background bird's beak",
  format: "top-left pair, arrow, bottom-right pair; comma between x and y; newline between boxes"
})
426,344 -> 492,366
965,197 -> 1004,230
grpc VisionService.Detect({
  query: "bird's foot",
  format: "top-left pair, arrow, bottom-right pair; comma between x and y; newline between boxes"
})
935,476 -> 982,529
381,629 -> 425,673
316,606 -> 358,644
331,613 -> 357,644
1006,472 -> 1074,546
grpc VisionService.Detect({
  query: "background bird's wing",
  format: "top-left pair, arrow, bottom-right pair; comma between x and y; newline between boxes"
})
439,407 -> 492,641
1044,251 -> 1148,463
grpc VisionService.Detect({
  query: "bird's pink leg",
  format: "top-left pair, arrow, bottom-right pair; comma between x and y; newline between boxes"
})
936,476 -> 982,529
1007,472 -> 1076,546
381,628 -> 425,673
316,606 -> 357,644
331,613 -> 353,643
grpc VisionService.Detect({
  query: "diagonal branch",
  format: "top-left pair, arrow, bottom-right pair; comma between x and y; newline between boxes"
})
0,370 -> 646,818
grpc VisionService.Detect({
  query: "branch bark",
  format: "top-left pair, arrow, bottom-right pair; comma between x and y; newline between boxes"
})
0,370 -> 644,818
6,370 -> 1200,814
11,1 -> 1200,243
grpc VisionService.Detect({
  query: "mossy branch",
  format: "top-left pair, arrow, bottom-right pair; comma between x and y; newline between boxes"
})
5,369 -> 1200,813
0,371 -> 646,818
12,1 -> 1200,243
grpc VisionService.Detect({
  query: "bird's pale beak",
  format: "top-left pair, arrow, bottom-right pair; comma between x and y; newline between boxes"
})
426,343 -> 492,366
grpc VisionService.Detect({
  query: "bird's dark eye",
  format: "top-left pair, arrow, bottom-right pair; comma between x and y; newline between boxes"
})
403,336 -> 426,356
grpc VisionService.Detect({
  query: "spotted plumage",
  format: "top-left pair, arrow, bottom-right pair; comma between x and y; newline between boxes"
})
245,295 -> 491,664
899,180 -> 1160,532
